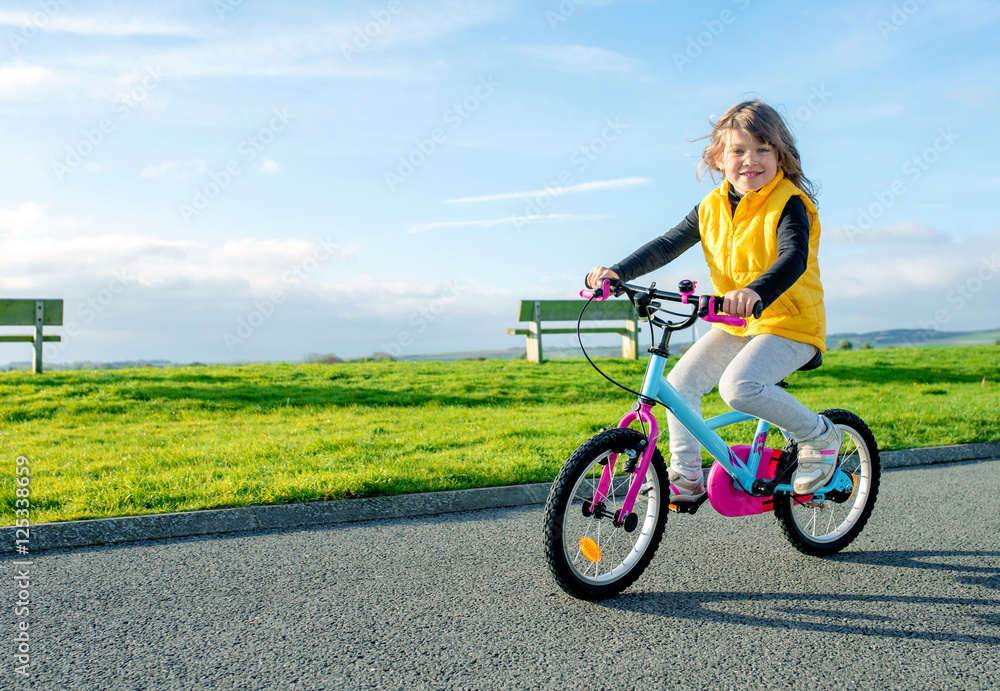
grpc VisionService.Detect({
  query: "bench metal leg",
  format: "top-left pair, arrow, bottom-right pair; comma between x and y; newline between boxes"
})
527,301 -> 542,363
621,317 -> 638,360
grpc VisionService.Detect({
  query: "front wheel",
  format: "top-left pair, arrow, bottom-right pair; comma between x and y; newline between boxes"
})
542,428 -> 669,600
774,409 -> 880,556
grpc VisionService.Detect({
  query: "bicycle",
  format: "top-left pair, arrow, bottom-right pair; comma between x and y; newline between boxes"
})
542,277 -> 880,601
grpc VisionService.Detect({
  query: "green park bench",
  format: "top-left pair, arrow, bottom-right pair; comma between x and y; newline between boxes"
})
506,299 -> 639,363
0,299 -> 63,373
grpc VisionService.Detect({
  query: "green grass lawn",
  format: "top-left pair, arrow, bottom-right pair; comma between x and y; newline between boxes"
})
2,346 -> 998,525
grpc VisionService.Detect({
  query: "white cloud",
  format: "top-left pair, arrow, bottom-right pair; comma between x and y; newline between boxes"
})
0,206 -> 503,362
0,12 -> 200,37
407,213 -> 611,233
0,59 -> 53,93
255,158 -> 280,174
4,235 -> 356,293
0,202 -> 47,235
19,2 -> 513,86
946,86 -> 999,109
828,249 -> 964,297
0,202 -> 85,237
140,160 -> 227,180
445,177 -> 652,203
509,44 -> 643,75
327,1 -> 513,55
140,161 -> 180,178
324,273 -> 504,318
822,231 -> 1000,333
0,203 -> 358,294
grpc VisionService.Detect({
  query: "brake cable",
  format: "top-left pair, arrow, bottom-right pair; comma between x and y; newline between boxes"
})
576,288 -> 696,402
576,294 -> 645,400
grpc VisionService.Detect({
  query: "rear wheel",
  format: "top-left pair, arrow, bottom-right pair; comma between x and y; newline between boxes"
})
774,409 -> 880,556
542,428 -> 668,600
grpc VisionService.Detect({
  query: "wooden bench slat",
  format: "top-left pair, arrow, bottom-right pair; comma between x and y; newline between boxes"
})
515,299 -> 635,321
505,327 -> 636,336
0,335 -> 63,342
0,299 -> 64,372
0,299 -> 64,326
508,298 -> 639,363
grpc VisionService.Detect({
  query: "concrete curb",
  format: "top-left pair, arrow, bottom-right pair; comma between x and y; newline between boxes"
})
5,441 -> 999,554
4,482 -> 554,554
879,441 -> 1000,468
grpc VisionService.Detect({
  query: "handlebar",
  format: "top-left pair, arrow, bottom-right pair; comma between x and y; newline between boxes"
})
580,277 -> 763,328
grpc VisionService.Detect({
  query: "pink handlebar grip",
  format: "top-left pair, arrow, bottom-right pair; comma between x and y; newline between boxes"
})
580,278 -> 611,301
680,285 -> 744,326
701,297 -> 747,328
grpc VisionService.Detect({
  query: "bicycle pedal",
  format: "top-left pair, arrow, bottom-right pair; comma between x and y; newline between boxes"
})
668,501 -> 699,514
668,495 -> 707,514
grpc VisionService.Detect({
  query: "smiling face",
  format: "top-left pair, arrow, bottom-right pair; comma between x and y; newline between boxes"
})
716,126 -> 779,196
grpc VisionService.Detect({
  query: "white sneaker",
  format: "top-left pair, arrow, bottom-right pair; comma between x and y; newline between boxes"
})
793,417 -> 843,494
668,468 -> 705,503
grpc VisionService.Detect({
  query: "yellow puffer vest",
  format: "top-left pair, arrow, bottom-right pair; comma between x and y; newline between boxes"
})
697,170 -> 826,352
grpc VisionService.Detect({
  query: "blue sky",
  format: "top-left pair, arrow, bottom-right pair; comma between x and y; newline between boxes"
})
1,0 -> 997,363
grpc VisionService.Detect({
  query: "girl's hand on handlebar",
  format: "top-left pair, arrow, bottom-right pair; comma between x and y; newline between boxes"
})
723,288 -> 762,319
586,267 -> 619,289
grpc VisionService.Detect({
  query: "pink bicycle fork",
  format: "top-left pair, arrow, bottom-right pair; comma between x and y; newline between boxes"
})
593,402 -> 660,525
592,412 -> 813,522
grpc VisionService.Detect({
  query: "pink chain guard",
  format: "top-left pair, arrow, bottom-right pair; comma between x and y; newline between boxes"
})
707,445 -> 780,517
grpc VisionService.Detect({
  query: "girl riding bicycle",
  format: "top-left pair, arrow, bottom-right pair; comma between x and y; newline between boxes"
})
587,99 -> 840,503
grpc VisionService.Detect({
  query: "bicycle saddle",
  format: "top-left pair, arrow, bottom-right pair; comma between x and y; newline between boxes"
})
797,350 -> 823,372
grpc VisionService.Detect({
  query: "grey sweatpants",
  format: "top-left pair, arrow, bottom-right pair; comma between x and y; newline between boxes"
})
665,327 -> 826,483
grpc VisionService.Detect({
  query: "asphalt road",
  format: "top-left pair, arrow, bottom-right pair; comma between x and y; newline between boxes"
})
3,459 -> 998,691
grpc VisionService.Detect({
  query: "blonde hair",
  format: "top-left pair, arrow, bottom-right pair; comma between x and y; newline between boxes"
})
697,100 -> 818,205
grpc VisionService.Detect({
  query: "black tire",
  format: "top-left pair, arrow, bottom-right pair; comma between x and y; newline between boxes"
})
542,428 -> 669,600
773,409 -> 880,556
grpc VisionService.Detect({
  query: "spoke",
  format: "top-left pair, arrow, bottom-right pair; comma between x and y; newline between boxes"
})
572,513 -> 598,567
608,530 -> 621,573
843,442 -> 859,473
560,445 -> 665,585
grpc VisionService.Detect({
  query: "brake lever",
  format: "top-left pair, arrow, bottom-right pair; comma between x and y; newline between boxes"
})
634,291 -> 652,320
580,278 -> 612,301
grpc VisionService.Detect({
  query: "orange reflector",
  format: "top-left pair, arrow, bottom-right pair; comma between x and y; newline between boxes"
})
579,537 -> 601,563
848,473 -> 858,501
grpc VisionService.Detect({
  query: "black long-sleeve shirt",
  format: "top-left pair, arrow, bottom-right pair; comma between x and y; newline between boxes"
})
609,186 -> 810,311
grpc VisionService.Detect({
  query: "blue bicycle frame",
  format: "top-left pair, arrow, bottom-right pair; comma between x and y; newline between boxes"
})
639,350 -> 779,489
595,347 -> 854,521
